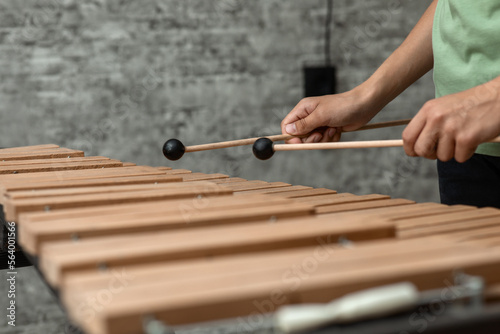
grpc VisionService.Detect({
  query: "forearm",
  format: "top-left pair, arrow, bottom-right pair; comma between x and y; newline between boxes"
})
357,0 -> 437,112
486,73 -> 500,95
281,1 -> 439,141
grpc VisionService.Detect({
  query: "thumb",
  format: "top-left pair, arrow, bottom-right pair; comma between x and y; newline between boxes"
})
285,112 -> 324,135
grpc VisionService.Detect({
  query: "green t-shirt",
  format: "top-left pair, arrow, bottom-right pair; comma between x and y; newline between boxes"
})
433,0 -> 500,156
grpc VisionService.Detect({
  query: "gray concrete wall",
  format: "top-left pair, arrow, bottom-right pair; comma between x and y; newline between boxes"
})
0,0 -> 435,333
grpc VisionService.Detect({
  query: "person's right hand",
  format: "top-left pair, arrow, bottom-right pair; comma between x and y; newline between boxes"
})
281,89 -> 380,144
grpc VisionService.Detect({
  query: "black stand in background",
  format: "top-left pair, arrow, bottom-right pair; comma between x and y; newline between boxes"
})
304,66 -> 337,97
309,303 -> 500,334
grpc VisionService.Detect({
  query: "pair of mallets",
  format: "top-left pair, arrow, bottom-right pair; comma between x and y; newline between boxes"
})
163,119 -> 500,161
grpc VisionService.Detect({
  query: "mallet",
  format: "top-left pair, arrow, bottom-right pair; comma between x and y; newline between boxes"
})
163,119 -> 411,160
252,136 -> 500,160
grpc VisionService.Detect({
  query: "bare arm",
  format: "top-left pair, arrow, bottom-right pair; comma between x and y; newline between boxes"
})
282,0 -> 437,143
358,0 -> 436,119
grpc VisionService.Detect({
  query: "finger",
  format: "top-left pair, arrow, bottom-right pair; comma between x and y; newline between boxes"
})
304,132 -> 323,143
285,116 -> 323,136
332,127 -> 342,142
436,135 -> 455,162
320,127 -> 336,142
298,127 -> 327,143
281,98 -> 319,134
285,109 -> 327,136
455,146 -> 476,163
286,137 -> 303,144
413,125 -> 439,159
455,137 -> 477,163
402,113 -> 427,156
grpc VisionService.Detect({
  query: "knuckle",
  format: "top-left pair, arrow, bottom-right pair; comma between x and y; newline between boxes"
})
300,97 -> 313,107
456,133 -> 476,148
402,130 -> 412,143
297,118 -> 308,132
422,100 -> 436,113
414,143 -> 433,157
413,147 -> 424,157
428,110 -> 445,124
403,145 -> 414,157
442,121 -> 456,135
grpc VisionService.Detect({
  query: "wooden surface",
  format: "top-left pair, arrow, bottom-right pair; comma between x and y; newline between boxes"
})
40,214 -> 393,287
0,174 -> 183,192
62,238 -> 500,334
0,159 -> 123,174
20,196 -> 314,255
0,156 -> 110,166
4,181 -> 232,221
0,144 -> 60,151
0,147 -> 84,161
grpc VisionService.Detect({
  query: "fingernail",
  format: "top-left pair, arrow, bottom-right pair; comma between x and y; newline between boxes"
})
285,123 -> 297,134
327,128 -> 336,137
313,135 -> 322,143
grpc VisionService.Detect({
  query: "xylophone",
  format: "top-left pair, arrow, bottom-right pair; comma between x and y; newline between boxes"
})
2,144 -> 500,334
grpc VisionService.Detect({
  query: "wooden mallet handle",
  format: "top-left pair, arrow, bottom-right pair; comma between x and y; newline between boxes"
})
185,119 -> 411,153
274,139 -> 405,151
274,136 -> 500,151
185,133 -> 289,153
254,136 -> 500,160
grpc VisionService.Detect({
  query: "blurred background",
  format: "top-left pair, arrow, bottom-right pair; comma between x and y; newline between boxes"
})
0,0 -> 434,333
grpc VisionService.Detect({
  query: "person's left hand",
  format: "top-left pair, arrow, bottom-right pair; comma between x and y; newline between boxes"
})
402,79 -> 500,162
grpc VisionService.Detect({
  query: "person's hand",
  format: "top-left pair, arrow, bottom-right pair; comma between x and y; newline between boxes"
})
281,89 -> 380,144
402,80 -> 500,163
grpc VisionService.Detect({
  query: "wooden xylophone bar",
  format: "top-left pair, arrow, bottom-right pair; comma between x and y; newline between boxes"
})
1,144 -> 500,334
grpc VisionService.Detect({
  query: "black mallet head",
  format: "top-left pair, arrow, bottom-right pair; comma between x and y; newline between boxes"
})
163,139 -> 186,161
253,137 -> 275,160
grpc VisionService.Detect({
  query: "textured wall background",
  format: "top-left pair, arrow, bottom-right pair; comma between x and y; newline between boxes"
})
0,0 -> 434,333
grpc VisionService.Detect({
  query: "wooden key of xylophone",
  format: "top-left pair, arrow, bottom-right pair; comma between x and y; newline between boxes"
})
4,181 -> 233,221
60,237 -> 500,334
0,147 -> 85,161
40,214 -> 394,287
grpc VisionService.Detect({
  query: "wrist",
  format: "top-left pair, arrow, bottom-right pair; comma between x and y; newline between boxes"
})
483,76 -> 500,101
351,82 -> 386,117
